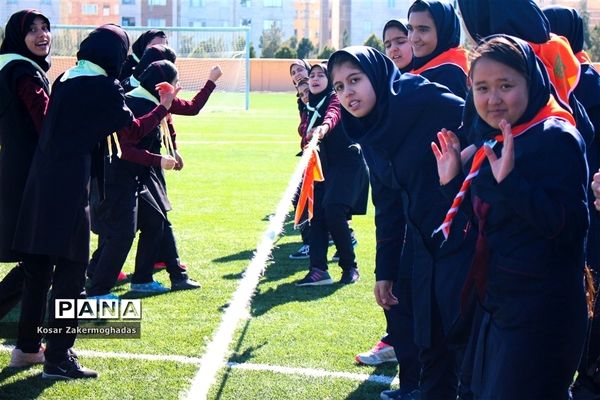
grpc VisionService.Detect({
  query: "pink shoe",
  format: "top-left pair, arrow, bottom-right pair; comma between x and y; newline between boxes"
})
154,262 -> 187,270
355,340 -> 397,365
153,262 -> 166,270
9,345 -> 45,367
117,271 -> 128,282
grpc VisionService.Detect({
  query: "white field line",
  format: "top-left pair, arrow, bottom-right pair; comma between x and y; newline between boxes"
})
183,135 -> 321,400
0,344 -> 398,385
176,140 -> 297,145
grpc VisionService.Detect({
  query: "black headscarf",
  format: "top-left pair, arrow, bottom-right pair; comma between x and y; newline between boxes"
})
132,44 -> 177,80
138,60 -> 178,101
542,6 -> 584,53
466,34 -> 552,142
307,63 -> 334,122
457,0 -> 550,44
328,46 -> 462,148
382,19 -> 412,72
0,9 -> 51,71
132,30 -> 167,60
120,30 -> 167,80
408,0 -> 461,70
77,24 -> 130,80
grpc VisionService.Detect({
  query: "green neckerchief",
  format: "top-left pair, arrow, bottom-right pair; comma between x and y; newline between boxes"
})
0,53 -> 47,78
305,96 -> 327,133
127,85 -> 159,105
132,53 -> 140,63
129,75 -> 140,88
60,59 -> 107,82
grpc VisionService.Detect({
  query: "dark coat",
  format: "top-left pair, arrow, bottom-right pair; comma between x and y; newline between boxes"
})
13,24 -> 145,263
0,60 -> 49,261
331,47 -> 474,347
0,10 -> 51,261
464,35 -> 588,399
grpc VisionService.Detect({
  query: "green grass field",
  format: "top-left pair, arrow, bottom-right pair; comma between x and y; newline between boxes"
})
0,92 -> 398,399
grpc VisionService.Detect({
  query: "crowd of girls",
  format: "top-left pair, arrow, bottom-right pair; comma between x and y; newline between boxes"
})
291,0 -> 600,399
0,10 -> 220,379
3,0 -> 600,396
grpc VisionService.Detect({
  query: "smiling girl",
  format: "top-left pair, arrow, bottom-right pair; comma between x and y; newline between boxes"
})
407,0 -> 469,99
433,35 -> 588,399
0,9 -> 52,368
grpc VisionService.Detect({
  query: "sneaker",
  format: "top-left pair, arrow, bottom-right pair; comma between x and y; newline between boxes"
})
9,346 -> 45,368
355,340 -> 397,365
380,389 -> 421,400
154,261 -> 187,271
86,293 -> 120,301
130,281 -> 169,293
171,278 -> 201,291
295,268 -> 333,286
340,267 -> 359,284
42,355 -> 98,380
117,271 -> 129,283
331,235 -> 358,261
289,244 -> 310,259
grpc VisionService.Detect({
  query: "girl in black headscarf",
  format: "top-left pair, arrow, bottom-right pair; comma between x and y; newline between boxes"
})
12,24 -> 177,380
121,43 -> 176,92
434,34 -> 588,399
329,45 -> 471,399
119,29 -> 167,81
294,63 -> 368,286
88,60 -> 201,297
353,19 -> 422,400
0,9 -> 51,367
407,0 -> 469,99
115,42 -> 222,282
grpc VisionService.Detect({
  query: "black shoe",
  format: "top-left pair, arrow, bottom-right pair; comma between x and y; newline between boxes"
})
171,278 -> 201,291
42,355 -> 98,380
331,235 -> 358,261
289,244 -> 310,259
339,267 -> 359,284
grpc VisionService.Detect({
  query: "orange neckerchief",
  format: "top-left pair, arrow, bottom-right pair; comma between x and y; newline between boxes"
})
433,96 -> 575,240
575,50 -> 593,65
411,47 -> 470,76
528,34 -> 580,109
294,147 -> 324,227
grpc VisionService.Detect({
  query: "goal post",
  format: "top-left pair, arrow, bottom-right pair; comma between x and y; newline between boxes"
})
48,25 -> 251,110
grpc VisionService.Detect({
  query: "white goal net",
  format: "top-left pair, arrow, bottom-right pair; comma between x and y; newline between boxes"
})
49,25 -> 250,110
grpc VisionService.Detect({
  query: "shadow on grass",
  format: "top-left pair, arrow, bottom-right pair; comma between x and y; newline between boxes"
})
213,318 -> 265,399
344,364 -> 397,400
251,280 -> 342,318
0,367 -> 55,399
213,219 -> 302,266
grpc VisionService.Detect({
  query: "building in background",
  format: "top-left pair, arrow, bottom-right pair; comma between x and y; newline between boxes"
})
1,0 -> 599,56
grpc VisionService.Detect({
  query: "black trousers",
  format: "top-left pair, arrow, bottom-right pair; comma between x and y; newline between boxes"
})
418,297 -> 464,400
154,216 -> 187,282
18,255 -> 86,363
309,200 -> 356,271
88,196 -> 167,293
0,263 -> 24,320
385,278 -> 421,394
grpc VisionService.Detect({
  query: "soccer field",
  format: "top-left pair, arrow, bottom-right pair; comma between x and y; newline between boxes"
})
0,92 -> 398,399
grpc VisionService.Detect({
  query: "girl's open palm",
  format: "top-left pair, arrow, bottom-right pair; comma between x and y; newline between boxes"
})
432,128 -> 461,185
483,119 -> 514,183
